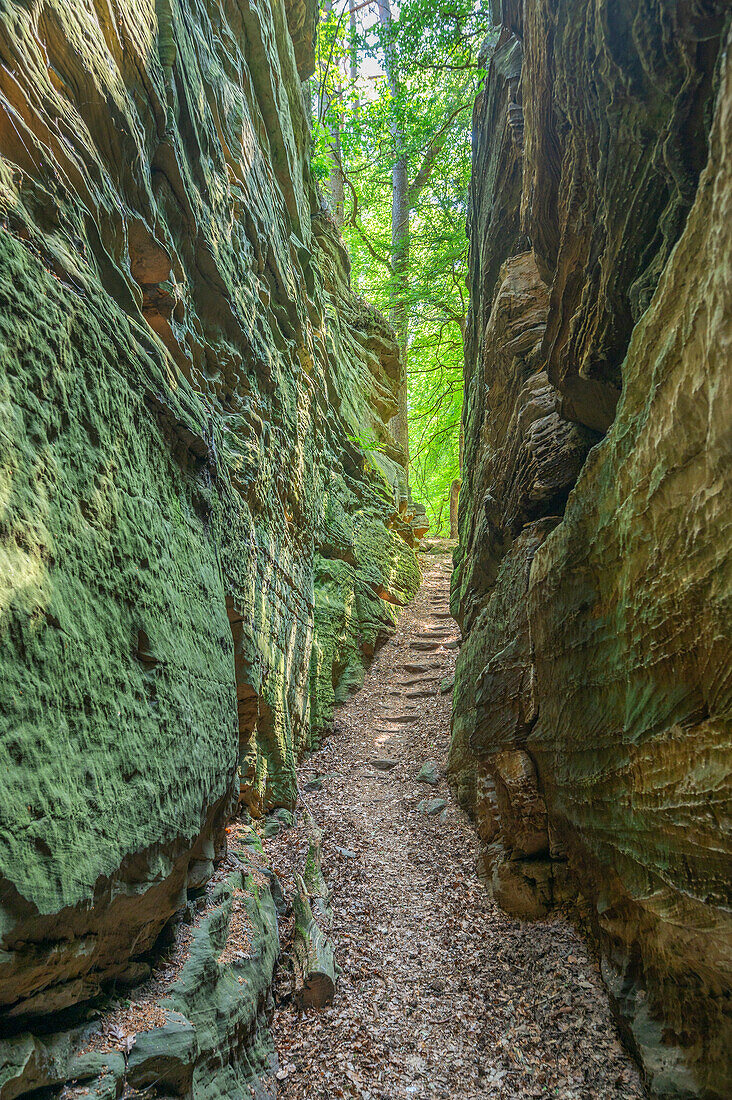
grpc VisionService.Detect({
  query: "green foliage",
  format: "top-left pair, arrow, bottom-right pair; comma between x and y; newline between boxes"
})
346,431 -> 388,454
310,118 -> 333,182
312,0 -> 492,533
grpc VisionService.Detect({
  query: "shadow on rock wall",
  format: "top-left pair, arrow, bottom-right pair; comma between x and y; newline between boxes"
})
451,3 -> 731,1096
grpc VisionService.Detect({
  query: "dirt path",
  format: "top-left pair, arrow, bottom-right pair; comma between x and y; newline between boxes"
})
267,552 -> 645,1099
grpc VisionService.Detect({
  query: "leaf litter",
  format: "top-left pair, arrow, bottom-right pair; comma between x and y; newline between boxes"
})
265,550 -> 646,1099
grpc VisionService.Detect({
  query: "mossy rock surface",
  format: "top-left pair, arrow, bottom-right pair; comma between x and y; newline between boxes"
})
0,855 -> 280,1100
0,0 -> 418,1055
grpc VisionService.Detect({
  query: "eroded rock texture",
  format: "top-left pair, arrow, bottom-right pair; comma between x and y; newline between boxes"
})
0,0 -> 418,1080
2,841 -> 280,1100
453,3 -> 731,1096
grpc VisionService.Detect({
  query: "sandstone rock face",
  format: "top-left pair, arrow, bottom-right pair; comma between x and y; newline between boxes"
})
0,0 -> 417,1065
1,842 -> 281,1100
453,4 -> 731,1096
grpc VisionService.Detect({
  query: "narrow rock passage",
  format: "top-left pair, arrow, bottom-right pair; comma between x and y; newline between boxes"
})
266,551 -> 645,1099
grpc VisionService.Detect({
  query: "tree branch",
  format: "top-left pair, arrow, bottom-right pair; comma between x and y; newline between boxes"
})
408,102 -> 471,207
338,159 -> 394,271
318,0 -> 377,125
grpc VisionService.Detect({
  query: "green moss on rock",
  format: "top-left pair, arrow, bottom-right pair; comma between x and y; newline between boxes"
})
0,853 -> 280,1100
0,0 -> 417,1041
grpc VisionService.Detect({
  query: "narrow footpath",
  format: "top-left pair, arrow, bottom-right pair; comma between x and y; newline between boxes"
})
266,550 -> 645,1099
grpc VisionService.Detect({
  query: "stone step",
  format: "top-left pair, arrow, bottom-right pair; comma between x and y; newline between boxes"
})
410,640 -> 442,652
402,663 -> 442,675
378,690 -> 431,699
382,698 -> 426,708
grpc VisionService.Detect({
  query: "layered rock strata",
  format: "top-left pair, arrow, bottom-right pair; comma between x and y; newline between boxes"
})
0,0 -> 418,1074
0,837 -> 280,1100
452,3 -> 731,1096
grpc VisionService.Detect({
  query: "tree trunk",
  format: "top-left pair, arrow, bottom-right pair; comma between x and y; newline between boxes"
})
321,0 -> 345,227
302,804 -> 332,928
348,0 -> 360,119
390,151 -> 410,465
450,478 -> 461,539
326,106 -> 345,227
378,0 -> 410,478
302,78 -> 314,130
292,872 -> 337,1008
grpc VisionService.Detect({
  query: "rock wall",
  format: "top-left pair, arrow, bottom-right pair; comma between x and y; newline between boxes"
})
452,3 -> 731,1096
0,0 -> 418,1076
1,837 -> 281,1100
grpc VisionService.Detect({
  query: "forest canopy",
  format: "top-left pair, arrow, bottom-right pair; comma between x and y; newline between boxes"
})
311,0 -> 493,533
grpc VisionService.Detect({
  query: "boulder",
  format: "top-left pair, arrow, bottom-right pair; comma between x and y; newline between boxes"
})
417,798 -> 447,817
416,762 -> 441,786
